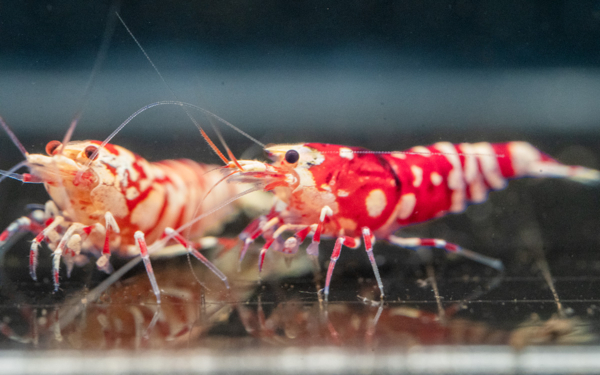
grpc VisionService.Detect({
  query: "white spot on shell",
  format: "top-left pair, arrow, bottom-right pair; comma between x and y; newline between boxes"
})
365,189 -> 387,218
410,146 -> 431,157
472,142 -> 506,189
391,152 -> 406,159
430,172 -> 443,186
398,193 -> 416,219
411,165 -> 423,187
458,144 -> 487,203
339,147 -> 354,160
126,187 -> 140,200
435,142 -> 466,213
297,168 -> 317,188
509,141 -> 541,175
337,189 -> 350,197
447,169 -> 461,190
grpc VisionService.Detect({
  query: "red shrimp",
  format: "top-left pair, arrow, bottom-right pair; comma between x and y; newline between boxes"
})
0,121 -> 268,303
225,141 -> 600,301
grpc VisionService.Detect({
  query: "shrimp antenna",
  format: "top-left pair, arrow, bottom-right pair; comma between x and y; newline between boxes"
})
202,170 -> 244,211
209,117 -> 244,170
151,184 -> 263,258
115,12 -> 232,167
58,1 -> 121,154
0,161 -> 31,184
0,116 -> 29,159
175,184 -> 264,239
201,165 -> 230,177
182,167 -> 244,246
83,100 -> 262,173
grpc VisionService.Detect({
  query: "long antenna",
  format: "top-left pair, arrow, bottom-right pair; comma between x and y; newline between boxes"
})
53,1 -> 120,221
58,1 -> 121,153
0,115 -> 29,158
115,12 -> 232,166
209,117 -> 244,170
0,161 -> 30,184
83,100 -> 265,172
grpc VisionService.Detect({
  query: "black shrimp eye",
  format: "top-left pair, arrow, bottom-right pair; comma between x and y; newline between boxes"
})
45,140 -> 62,156
84,145 -> 99,160
284,149 -> 300,164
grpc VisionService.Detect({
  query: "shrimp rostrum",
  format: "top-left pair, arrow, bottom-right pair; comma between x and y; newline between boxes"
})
0,117 -> 263,303
227,141 -> 600,301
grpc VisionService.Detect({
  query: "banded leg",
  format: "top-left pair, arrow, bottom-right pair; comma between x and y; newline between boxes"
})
323,235 -> 361,302
387,235 -> 504,271
95,212 -> 120,274
52,223 -> 85,291
275,225 -> 316,254
31,217 -> 65,281
0,216 -> 33,245
134,231 -> 161,304
27,202 -> 66,280
164,227 -> 230,290
306,206 -> 333,257
0,209 -> 45,272
239,216 -> 281,267
258,238 -> 275,273
0,216 -> 33,269
258,224 -> 312,272
362,227 -> 385,300
63,233 -> 85,278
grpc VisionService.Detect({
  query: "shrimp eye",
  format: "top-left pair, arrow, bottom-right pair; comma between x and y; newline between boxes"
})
284,149 -> 300,164
45,140 -> 62,156
84,145 -> 99,160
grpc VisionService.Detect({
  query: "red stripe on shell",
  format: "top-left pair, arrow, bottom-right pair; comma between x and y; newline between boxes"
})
493,143 -> 515,178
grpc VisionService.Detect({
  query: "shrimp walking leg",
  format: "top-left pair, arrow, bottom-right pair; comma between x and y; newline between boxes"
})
306,206 -> 333,257
52,223 -> 86,291
362,227 -> 385,300
0,208 -> 49,276
1,216 -> 38,272
0,217 -> 35,245
163,227 -> 230,290
95,212 -> 120,274
258,238 -> 275,272
256,224 -> 311,271
278,225 -> 311,255
31,216 -> 65,281
134,231 -> 161,304
387,235 -> 505,271
239,216 -> 281,265
323,235 -> 360,302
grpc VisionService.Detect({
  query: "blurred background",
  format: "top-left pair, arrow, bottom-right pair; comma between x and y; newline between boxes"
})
1,1 -> 600,153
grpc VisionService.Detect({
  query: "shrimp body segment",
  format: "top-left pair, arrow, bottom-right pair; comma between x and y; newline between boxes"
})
230,141 -> 600,300
1,139 -> 258,302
